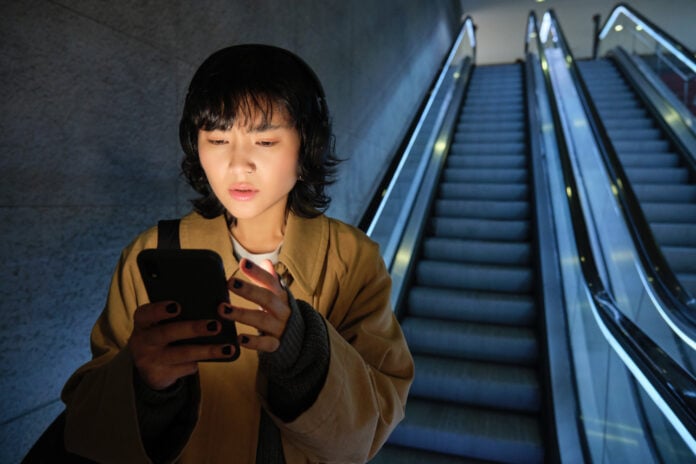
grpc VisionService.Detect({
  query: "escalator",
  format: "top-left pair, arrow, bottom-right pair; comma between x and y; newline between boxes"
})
374,63 -> 546,463
577,58 -> 696,297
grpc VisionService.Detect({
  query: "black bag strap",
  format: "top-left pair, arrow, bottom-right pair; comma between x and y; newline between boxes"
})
157,219 -> 181,249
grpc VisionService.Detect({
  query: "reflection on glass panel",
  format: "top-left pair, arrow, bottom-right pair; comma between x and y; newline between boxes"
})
597,6 -> 696,115
367,17 -> 476,270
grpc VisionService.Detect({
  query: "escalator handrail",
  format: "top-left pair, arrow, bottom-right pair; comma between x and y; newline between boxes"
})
551,4 -> 696,345
525,12 -> 587,463
365,16 -> 476,272
596,2 -> 696,75
536,8 -> 696,450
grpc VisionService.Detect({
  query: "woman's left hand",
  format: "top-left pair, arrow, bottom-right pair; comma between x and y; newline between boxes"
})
219,258 -> 291,353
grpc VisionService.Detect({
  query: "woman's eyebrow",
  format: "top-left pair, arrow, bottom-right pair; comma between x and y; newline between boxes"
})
247,120 -> 292,133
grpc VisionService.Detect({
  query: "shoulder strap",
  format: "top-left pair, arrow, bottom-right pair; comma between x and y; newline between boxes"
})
157,219 -> 181,249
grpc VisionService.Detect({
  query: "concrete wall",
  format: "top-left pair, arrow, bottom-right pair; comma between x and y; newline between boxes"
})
0,1 -> 461,461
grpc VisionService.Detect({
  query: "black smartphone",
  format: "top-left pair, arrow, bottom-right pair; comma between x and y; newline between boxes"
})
136,248 -> 240,361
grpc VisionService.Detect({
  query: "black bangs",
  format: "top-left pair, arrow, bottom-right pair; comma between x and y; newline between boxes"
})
185,45 -> 304,132
192,91 -> 282,133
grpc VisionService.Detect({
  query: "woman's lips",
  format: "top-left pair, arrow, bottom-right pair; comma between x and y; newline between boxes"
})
229,186 -> 258,201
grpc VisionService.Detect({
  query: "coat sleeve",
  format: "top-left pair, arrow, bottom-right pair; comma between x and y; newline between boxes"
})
274,236 -> 415,463
60,236 -> 160,464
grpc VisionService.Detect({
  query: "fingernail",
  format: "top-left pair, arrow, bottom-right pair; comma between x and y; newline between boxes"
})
244,260 -> 253,269
241,335 -> 250,344
223,305 -> 233,315
166,303 -> 178,314
233,279 -> 243,289
207,321 -> 218,332
222,345 -> 232,356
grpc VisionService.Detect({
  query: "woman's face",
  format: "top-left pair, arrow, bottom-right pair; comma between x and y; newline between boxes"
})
197,106 -> 300,226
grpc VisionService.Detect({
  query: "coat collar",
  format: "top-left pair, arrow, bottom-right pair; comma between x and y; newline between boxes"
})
178,211 -> 328,297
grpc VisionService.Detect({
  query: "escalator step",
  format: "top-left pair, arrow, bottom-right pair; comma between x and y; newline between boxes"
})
408,286 -> 536,326
603,118 -> 654,130
401,317 -> 538,364
651,223 -> 696,247
618,153 -> 680,167
597,95 -> 641,106
624,167 -> 690,183
449,142 -> 526,155
642,203 -> 696,223
662,246 -> 696,273
409,354 -> 541,413
416,260 -> 533,294
677,273 -> 696,297
595,107 -> 647,119
430,217 -> 530,241
439,182 -> 528,201
423,237 -> 530,266
464,101 -> 524,111
453,131 -> 524,144
597,101 -> 642,112
434,199 -> 529,220
459,113 -> 522,124
457,121 -> 524,132
387,398 -> 543,463
442,168 -> 528,184
609,127 -> 662,140
446,154 -> 526,169
613,139 -> 671,152
633,185 -> 696,203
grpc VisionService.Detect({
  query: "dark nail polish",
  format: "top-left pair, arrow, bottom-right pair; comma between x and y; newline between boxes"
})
207,321 -> 218,332
241,335 -> 250,344
166,303 -> 178,314
233,279 -> 243,289
222,345 -> 232,356
223,305 -> 233,315
244,260 -> 253,269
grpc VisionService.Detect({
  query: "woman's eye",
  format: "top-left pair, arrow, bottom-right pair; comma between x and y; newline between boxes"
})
257,140 -> 277,147
208,139 -> 227,145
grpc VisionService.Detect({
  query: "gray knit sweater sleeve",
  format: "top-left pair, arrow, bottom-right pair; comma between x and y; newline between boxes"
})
133,371 -> 199,463
258,291 -> 330,422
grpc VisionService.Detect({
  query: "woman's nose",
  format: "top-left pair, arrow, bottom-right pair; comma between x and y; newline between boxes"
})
226,142 -> 255,174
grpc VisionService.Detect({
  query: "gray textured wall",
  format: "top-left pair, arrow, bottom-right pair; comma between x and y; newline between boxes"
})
0,1 -> 461,460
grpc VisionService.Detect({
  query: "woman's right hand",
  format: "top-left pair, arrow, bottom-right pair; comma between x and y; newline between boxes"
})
128,301 -> 236,390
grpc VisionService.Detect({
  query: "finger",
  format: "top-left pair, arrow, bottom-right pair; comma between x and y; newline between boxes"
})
238,258 -> 283,294
228,277 -> 289,320
148,319 -> 223,347
161,342 -> 237,364
221,305 -> 285,339
133,301 -> 180,329
239,333 -> 280,353
229,277 -> 284,309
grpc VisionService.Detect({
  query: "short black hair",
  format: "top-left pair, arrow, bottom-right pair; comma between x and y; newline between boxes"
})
179,44 -> 340,219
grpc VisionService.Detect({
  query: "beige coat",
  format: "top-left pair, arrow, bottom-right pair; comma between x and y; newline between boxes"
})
61,211 -> 414,463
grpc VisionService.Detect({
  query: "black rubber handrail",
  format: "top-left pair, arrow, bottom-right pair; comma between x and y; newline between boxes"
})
358,16 -> 477,232
594,2 -> 696,72
536,8 -> 696,449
